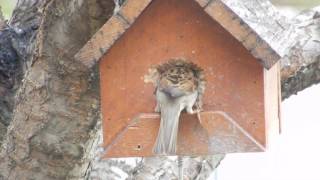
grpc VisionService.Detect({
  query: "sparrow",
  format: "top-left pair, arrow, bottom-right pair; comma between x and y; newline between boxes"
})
145,58 -> 205,155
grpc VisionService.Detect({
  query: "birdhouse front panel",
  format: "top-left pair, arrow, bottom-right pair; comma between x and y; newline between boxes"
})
99,0 -> 280,157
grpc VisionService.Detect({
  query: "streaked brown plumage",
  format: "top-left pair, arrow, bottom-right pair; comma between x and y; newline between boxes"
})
145,58 -> 205,155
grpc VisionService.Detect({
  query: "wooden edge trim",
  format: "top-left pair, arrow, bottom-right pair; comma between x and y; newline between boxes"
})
204,0 -> 281,69
74,0 -> 153,68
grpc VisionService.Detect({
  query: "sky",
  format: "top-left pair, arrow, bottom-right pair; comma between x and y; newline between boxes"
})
210,84 -> 320,180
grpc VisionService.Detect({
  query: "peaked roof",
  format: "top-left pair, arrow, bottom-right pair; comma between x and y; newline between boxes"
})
75,0 -> 281,69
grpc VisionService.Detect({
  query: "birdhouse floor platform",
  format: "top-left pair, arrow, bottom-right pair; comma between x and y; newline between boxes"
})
103,111 -> 265,158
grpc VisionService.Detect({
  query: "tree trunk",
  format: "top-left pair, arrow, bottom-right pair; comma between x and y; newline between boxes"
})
0,0 -> 319,179
0,0 -> 115,179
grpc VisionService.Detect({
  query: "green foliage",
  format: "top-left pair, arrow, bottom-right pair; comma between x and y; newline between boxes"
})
0,0 -> 16,19
271,0 -> 320,9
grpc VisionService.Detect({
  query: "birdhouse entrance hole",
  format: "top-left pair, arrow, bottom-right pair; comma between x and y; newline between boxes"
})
94,0 -> 281,157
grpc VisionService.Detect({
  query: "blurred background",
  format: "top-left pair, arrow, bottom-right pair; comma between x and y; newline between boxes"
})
0,0 -> 16,19
272,0 -> 319,9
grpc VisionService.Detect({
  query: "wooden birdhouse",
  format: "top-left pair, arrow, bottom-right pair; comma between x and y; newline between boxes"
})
75,0 -> 281,158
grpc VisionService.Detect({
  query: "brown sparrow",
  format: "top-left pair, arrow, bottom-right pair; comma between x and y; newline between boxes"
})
145,58 -> 205,155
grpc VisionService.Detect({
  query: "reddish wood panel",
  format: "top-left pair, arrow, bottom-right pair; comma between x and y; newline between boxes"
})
100,0 -> 266,157
104,112 -> 264,157
75,0 -> 280,69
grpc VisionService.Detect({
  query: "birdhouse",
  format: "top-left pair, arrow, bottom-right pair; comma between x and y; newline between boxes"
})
75,0 -> 281,158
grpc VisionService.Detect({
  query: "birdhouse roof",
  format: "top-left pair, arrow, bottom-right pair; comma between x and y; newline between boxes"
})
75,0 -> 282,69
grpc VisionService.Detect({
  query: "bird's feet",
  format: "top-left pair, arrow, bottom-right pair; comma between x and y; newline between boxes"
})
186,107 -> 199,114
186,106 -> 202,123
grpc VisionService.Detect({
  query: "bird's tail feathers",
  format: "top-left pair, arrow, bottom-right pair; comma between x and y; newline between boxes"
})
153,102 -> 181,155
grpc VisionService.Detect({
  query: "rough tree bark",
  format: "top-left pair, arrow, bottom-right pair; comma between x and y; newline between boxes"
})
280,9 -> 320,99
0,0 -> 114,179
0,0 -> 319,180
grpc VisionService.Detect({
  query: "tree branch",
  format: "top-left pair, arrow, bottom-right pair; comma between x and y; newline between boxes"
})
280,7 -> 320,99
